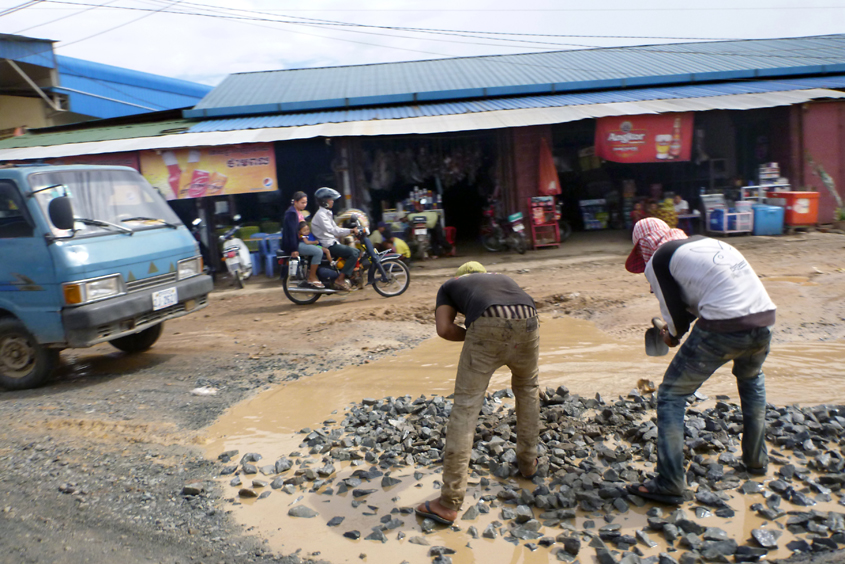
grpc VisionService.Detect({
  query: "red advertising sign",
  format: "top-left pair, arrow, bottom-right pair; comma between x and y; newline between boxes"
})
595,113 -> 694,163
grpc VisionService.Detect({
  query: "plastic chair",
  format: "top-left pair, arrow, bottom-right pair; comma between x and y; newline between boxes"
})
246,232 -> 268,276
264,235 -> 281,276
240,226 -> 262,252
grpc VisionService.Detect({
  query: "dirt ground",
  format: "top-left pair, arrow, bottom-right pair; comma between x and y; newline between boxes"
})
1,229 -> 845,564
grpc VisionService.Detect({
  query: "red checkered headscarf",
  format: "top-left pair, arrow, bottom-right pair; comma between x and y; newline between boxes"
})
625,217 -> 688,274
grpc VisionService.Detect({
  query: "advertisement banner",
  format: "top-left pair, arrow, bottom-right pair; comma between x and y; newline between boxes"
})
595,113 -> 694,163
139,143 -> 276,200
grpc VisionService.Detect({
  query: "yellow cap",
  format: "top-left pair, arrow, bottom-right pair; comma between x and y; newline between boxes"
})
455,261 -> 486,277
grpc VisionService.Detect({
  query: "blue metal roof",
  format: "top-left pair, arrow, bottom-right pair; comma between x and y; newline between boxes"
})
186,75 -> 845,133
0,33 -> 55,68
186,35 -> 845,118
54,56 -> 213,120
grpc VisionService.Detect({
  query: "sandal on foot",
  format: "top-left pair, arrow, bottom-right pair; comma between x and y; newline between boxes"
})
625,482 -> 683,505
414,501 -> 454,526
306,280 -> 325,289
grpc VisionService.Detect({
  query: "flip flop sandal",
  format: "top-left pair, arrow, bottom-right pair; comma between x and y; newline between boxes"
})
625,483 -> 683,505
414,501 -> 454,526
306,280 -> 325,289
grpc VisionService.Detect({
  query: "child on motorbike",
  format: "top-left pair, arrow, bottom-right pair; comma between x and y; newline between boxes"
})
299,221 -> 332,264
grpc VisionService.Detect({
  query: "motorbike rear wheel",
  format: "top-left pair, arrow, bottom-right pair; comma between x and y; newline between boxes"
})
372,260 -> 410,298
482,231 -> 504,252
233,270 -> 244,289
282,273 -> 321,305
559,220 -> 572,242
509,232 -> 527,254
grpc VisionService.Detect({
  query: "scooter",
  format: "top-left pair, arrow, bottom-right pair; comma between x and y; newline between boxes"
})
278,219 -> 411,305
410,214 -> 430,260
481,199 -> 527,254
218,214 -> 253,289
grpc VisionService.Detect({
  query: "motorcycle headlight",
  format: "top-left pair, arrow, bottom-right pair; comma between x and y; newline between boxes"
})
178,256 -> 202,280
63,274 -> 123,306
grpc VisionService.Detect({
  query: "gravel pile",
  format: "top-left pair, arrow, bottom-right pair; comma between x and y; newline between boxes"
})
218,386 -> 845,563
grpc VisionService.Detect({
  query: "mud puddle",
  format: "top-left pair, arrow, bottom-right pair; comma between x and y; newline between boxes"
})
203,316 -> 845,563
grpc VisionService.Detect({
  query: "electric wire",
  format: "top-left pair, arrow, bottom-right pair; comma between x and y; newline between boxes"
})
0,0 -> 43,18
57,0 -> 183,48
14,0 -> 120,34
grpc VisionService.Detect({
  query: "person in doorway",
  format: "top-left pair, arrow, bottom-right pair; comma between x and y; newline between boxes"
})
415,262 -> 540,525
624,218 -> 776,505
281,191 -> 324,289
310,187 -> 359,290
673,194 -> 690,215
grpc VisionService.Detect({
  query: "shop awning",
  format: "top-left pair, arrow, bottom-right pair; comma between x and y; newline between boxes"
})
1,83 -> 844,161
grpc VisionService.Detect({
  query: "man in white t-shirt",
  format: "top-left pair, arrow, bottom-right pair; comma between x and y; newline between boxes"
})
624,218 -> 776,505
673,194 -> 689,214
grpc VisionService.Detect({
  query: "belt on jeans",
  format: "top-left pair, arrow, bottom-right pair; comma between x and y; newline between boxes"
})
481,304 -> 537,319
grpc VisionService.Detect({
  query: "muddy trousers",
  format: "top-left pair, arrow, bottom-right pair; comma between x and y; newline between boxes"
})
439,316 -> 540,511
655,324 -> 772,496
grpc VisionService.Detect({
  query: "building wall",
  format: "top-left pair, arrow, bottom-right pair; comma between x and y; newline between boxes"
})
510,125 -> 553,245
0,95 -> 51,130
800,101 -> 845,223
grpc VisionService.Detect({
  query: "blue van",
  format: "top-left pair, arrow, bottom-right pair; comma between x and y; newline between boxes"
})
0,165 -> 213,390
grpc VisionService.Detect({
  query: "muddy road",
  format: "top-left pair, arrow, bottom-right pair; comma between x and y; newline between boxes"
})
1,230 -> 845,564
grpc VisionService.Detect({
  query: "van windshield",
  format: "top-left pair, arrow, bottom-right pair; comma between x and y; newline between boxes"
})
29,169 -> 182,238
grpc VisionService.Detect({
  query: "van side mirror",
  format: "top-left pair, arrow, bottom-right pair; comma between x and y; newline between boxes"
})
48,196 -> 74,230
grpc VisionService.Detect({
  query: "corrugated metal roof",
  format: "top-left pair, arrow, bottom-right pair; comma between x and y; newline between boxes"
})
0,34 -> 55,68
187,75 -> 845,133
186,34 -> 845,118
54,56 -> 213,120
2,88 -> 844,162
0,119 -> 192,150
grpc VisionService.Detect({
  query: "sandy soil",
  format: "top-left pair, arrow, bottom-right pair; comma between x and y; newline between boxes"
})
1,229 -> 844,564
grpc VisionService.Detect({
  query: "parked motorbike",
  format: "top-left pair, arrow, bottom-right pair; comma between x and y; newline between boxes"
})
481,200 -> 527,254
190,218 -> 215,278
556,200 -> 573,242
278,219 -> 411,305
410,214 -> 430,260
218,214 -> 253,289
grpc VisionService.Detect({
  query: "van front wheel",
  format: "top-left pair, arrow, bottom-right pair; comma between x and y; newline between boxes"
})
0,319 -> 59,390
110,323 -> 163,353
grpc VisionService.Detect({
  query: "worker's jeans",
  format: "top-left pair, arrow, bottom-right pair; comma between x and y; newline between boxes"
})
655,324 -> 772,495
440,316 -> 540,511
327,243 -> 359,276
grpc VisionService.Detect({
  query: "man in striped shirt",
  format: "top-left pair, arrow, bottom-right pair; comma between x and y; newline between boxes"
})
416,261 -> 540,525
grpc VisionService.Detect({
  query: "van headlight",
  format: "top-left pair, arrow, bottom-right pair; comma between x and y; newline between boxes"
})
178,256 -> 202,280
63,275 -> 124,306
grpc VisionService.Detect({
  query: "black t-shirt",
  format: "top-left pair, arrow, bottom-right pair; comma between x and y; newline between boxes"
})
436,273 -> 535,327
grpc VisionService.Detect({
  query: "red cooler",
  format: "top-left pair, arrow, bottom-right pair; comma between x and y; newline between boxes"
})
768,191 -> 819,226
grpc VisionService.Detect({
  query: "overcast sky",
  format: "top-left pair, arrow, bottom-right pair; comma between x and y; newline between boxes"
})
2,0 -> 844,86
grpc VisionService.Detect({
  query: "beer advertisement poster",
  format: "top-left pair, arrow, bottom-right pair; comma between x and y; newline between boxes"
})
594,113 -> 694,163
139,143 -> 277,200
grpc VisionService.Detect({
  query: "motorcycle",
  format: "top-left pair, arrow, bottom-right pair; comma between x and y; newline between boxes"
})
410,214 -> 430,260
278,219 -> 411,305
481,200 -> 527,254
218,214 -> 253,289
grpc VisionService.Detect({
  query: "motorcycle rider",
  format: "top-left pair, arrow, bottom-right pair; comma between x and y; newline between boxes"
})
310,187 -> 359,290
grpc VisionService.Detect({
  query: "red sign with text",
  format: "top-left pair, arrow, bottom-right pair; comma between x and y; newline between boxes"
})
595,113 -> 694,163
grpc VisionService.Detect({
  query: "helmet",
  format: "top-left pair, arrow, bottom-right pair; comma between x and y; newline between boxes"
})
315,187 -> 341,207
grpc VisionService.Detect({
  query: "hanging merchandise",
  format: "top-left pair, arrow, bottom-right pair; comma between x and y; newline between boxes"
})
538,138 -> 562,196
595,113 -> 694,163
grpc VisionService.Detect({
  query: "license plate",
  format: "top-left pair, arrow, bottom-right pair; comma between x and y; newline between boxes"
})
513,223 -> 524,232
415,227 -> 427,235
152,287 -> 177,311
226,257 -> 240,271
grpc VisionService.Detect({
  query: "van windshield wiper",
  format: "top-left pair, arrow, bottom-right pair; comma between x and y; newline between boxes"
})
74,217 -> 133,235
119,216 -> 178,229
